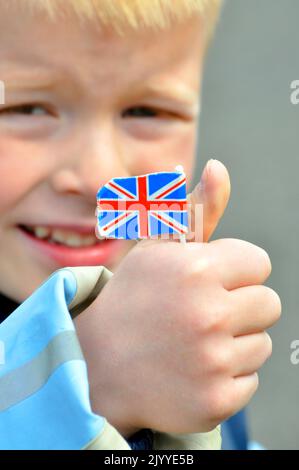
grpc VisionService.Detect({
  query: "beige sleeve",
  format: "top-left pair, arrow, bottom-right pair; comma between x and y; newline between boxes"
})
84,421 -> 131,450
64,265 -> 114,319
63,266 -> 221,451
153,426 -> 221,450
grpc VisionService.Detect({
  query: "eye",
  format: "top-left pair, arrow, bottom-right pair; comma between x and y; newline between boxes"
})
0,103 -> 53,117
122,106 -> 159,118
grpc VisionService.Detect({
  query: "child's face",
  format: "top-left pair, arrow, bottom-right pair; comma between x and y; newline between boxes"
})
0,6 -> 205,302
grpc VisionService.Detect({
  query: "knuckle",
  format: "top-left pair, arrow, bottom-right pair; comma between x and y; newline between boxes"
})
185,256 -> 213,283
203,346 -> 232,374
181,291 -> 229,338
217,348 -> 233,374
201,303 -> 229,335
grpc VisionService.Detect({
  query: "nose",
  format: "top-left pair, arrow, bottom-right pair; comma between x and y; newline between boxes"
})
49,122 -> 129,202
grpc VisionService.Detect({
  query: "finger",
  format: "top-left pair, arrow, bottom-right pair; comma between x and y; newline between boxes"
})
208,238 -> 272,290
187,159 -> 231,242
231,373 -> 259,413
228,285 -> 282,336
216,373 -> 259,422
232,332 -> 272,377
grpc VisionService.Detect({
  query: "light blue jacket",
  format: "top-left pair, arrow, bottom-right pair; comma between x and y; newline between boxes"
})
0,266 -> 221,450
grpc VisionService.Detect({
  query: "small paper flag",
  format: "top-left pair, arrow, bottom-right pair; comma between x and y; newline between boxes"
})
96,171 -> 188,240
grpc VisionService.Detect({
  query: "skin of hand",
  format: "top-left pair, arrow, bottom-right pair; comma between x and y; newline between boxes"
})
75,160 -> 282,437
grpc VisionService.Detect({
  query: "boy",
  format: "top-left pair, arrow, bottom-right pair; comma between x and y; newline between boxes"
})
0,0 -> 281,449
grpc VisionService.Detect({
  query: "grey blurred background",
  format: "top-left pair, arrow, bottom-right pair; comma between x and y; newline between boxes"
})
197,0 -> 299,450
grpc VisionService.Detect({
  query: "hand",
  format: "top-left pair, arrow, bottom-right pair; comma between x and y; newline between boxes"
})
75,161 -> 281,436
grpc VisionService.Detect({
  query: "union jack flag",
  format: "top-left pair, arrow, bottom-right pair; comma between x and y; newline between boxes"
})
96,171 -> 188,239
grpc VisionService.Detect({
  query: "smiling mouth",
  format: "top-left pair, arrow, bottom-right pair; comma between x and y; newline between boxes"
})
18,224 -> 101,248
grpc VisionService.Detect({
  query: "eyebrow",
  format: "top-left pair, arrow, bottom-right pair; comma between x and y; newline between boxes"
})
140,80 -> 200,117
0,62 -> 200,115
0,63 -> 65,92
143,81 -> 199,104
4,69 -> 198,100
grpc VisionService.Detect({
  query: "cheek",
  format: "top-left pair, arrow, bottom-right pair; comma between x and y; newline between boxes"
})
0,139 -> 48,213
125,128 -> 197,184
170,131 -> 197,183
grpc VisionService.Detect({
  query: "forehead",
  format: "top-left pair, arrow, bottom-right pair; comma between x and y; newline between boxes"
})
0,6 -> 204,92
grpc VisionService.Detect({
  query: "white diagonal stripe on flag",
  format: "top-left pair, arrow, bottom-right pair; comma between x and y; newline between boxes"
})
150,210 -> 188,234
99,211 -> 138,237
105,180 -> 136,200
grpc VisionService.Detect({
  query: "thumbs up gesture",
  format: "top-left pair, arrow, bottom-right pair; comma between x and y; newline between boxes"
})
76,159 -> 281,438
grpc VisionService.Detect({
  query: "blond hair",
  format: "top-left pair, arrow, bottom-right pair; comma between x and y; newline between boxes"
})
22,0 -> 222,36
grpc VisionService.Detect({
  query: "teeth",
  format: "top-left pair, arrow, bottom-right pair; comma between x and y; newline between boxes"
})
51,229 -> 69,244
59,234 -> 83,247
82,235 -> 98,246
28,225 -> 99,247
33,226 -> 51,239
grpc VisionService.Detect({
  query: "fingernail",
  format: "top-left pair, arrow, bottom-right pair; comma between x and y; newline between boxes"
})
199,159 -> 214,190
204,159 -> 216,178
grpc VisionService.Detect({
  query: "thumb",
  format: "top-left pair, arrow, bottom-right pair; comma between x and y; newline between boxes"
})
187,159 -> 231,242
